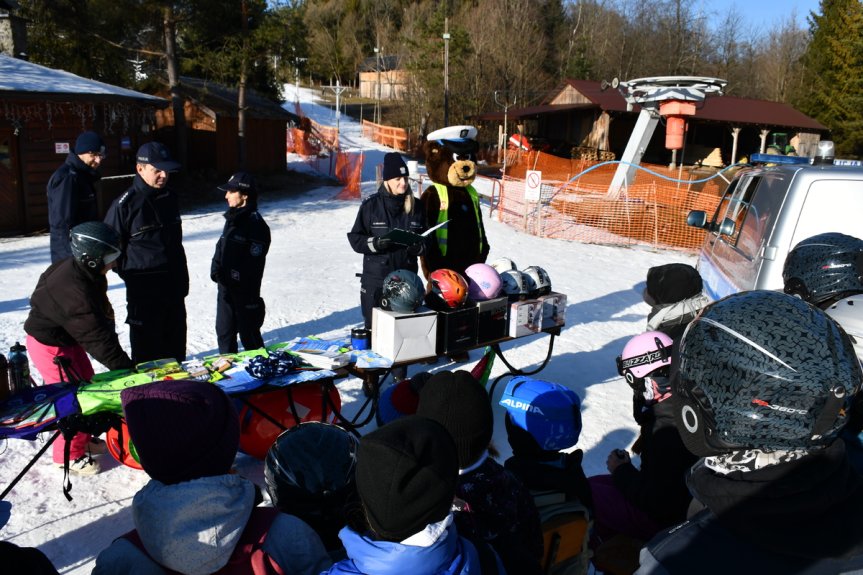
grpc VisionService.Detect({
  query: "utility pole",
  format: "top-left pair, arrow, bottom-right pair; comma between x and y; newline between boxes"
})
443,18 -> 450,127
494,90 -> 516,167
323,80 -> 348,136
374,39 -> 382,124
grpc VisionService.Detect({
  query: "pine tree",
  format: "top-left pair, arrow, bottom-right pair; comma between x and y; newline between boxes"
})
796,0 -> 863,158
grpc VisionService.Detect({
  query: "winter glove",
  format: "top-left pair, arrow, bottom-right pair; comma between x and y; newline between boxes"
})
370,236 -> 393,252
406,241 -> 424,257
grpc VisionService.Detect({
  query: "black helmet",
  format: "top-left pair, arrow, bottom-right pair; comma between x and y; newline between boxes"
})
675,290 -> 861,456
381,269 -> 425,313
70,221 -> 122,270
264,422 -> 358,518
783,232 -> 863,307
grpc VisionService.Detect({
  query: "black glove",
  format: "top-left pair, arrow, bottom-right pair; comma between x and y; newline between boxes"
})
406,241 -> 424,256
371,236 -> 393,252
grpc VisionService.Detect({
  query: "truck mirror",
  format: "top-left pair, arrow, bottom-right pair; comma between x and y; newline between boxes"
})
718,217 -> 736,237
686,210 -> 707,228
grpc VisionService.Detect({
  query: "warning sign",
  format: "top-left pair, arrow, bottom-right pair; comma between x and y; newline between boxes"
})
525,170 -> 542,202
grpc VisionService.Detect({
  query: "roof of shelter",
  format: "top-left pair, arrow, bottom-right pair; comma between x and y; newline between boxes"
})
166,76 -> 299,122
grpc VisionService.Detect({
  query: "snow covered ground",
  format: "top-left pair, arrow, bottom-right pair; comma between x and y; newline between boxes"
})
0,84 -> 692,573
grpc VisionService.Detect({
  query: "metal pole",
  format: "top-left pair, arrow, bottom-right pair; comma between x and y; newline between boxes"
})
443,18 -> 450,126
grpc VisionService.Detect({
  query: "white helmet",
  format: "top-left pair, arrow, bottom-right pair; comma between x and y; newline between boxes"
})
825,294 -> 863,361
490,257 -> 517,274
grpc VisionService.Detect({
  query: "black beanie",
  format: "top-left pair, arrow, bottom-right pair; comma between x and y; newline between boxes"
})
416,370 -> 494,468
356,416 -> 458,542
382,152 -> 408,181
645,263 -> 703,306
121,380 -> 239,485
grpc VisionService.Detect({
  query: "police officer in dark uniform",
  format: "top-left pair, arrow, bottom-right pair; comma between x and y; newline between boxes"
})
210,172 -> 270,354
47,131 -> 105,263
104,142 -> 189,365
347,153 -> 427,329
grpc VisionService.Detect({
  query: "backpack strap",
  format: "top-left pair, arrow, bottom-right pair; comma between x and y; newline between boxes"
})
120,507 -> 284,575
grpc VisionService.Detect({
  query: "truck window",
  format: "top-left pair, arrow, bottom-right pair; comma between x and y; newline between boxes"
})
715,174 -> 761,247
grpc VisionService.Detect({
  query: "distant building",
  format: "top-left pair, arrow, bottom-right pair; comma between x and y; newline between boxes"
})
358,55 -> 408,100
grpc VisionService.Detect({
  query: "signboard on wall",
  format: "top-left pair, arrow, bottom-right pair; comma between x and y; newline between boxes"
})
55,142 -> 70,154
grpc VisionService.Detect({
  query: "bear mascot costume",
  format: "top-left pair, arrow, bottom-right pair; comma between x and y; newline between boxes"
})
420,125 -> 490,282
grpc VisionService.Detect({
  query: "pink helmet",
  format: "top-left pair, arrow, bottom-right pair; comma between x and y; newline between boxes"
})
616,331 -> 673,382
465,263 -> 502,300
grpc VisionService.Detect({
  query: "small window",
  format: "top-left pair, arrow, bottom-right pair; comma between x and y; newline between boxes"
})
715,174 -> 760,246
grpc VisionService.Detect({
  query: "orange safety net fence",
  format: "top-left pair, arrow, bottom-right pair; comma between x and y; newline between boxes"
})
334,151 -> 364,200
362,120 -> 409,151
494,151 -> 727,251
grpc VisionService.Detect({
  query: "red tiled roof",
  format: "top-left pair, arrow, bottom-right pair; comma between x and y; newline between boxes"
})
478,79 -> 827,132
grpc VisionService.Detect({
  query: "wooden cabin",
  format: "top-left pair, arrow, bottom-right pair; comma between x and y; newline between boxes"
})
0,54 -> 168,235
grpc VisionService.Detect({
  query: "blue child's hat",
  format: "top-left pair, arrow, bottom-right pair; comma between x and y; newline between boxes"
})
499,376 -> 582,451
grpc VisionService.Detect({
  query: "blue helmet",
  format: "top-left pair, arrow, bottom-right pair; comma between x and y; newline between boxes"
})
499,377 -> 582,450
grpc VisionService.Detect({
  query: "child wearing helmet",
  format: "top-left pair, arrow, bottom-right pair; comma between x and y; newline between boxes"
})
642,263 -> 711,340
23,221 -> 132,476
500,377 -> 593,509
589,331 -> 697,556
638,290 -> 863,574
417,370 -> 544,575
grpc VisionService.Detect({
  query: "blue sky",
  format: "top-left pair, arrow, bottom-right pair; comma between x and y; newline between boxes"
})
704,0 -> 821,29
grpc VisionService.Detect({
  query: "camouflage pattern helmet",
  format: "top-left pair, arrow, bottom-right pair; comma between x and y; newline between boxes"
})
674,290 -> 861,456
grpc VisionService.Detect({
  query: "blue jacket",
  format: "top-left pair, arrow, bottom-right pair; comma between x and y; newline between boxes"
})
322,522 -> 487,575
47,152 -> 100,263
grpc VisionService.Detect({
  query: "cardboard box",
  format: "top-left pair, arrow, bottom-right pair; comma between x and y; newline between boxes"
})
539,291 -> 567,330
508,299 -> 543,338
372,307 -> 438,363
436,304 -> 479,354
476,296 -> 509,344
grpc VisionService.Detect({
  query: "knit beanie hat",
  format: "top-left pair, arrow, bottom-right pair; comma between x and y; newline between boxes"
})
382,152 -> 408,181
644,263 -> 703,306
356,416 -> 458,542
121,380 -> 239,485
74,131 -> 105,155
416,370 -> 493,468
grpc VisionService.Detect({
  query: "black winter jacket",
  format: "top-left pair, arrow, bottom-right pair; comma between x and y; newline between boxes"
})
47,153 -> 100,263
347,185 -> 427,284
24,258 -> 132,372
612,397 -> 697,528
637,441 -> 863,574
104,176 -> 189,300
210,205 -> 270,301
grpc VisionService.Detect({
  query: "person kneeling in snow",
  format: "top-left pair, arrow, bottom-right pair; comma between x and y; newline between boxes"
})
93,380 -> 330,575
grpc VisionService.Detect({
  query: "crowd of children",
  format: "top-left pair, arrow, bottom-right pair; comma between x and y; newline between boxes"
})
7,222 -> 863,574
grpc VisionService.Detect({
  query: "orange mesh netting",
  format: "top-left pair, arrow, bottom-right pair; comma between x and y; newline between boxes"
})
334,151 -> 364,200
494,151 -> 725,251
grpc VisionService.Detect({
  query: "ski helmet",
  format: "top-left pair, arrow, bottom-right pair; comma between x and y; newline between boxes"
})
675,290 -> 862,456
381,269 -> 425,313
499,269 -> 527,301
825,294 -> 863,360
499,377 -> 582,451
264,422 -> 358,518
783,232 -> 863,307
426,269 -> 469,309
490,257 -> 517,274
522,266 -> 552,297
70,221 -> 122,270
464,263 -> 502,301
616,331 -> 673,387
238,384 -> 341,460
